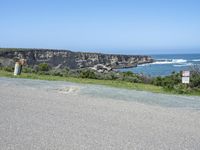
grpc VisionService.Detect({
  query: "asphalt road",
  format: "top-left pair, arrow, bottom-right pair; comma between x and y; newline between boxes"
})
0,77 -> 200,150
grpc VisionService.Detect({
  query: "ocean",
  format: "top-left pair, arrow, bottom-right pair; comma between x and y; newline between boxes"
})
119,54 -> 200,76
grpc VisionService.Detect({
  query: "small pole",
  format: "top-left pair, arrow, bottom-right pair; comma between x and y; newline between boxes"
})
14,61 -> 21,76
13,59 -> 25,76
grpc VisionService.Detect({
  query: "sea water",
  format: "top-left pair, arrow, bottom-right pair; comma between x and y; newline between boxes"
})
119,54 -> 200,76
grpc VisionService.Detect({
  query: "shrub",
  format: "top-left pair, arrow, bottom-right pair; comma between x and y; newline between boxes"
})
94,73 -> 106,80
49,69 -> 64,76
79,69 -> 96,79
174,84 -> 191,94
122,76 -> 141,83
37,71 -> 50,75
152,76 -> 163,86
68,69 -> 80,77
123,71 -> 134,77
190,65 -> 200,88
152,72 -> 181,89
38,63 -> 51,72
22,67 -> 33,73
139,75 -> 152,84
3,66 -> 14,72
109,72 -> 118,80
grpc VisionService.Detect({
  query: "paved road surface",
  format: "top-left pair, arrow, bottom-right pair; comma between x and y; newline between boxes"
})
0,77 -> 200,150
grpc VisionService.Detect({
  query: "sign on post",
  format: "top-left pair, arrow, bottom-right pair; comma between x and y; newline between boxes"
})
182,71 -> 190,77
182,77 -> 190,84
182,71 -> 190,84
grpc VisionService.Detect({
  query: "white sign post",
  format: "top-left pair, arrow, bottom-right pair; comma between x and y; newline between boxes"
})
182,71 -> 190,84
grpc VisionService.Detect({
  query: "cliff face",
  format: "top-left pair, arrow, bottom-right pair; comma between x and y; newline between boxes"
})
0,49 -> 153,69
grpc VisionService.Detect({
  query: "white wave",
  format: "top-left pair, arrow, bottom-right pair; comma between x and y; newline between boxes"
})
192,59 -> 200,62
151,59 -> 187,65
172,59 -> 187,63
173,63 -> 193,67
151,61 -> 173,65
138,64 -> 150,67
138,59 -> 190,67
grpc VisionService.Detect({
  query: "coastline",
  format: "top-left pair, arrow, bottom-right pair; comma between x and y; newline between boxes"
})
119,53 -> 200,76
0,48 -> 153,69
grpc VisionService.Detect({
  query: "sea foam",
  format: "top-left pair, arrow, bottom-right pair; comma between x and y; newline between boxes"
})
192,59 -> 200,62
150,59 -> 187,65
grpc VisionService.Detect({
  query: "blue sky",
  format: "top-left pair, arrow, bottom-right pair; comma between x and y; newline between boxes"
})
0,0 -> 200,54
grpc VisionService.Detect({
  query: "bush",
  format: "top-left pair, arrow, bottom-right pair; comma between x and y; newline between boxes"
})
152,72 -> 181,89
68,69 -> 80,77
190,65 -> 200,88
49,69 -> 66,77
103,73 -> 114,80
79,69 -> 97,79
152,76 -> 162,86
22,67 -> 33,73
123,71 -> 134,77
139,75 -> 152,84
122,76 -> 141,83
3,66 -> 14,72
190,74 -> 200,88
94,73 -> 106,80
37,71 -> 50,75
174,84 -> 191,94
109,72 -> 119,80
38,63 -> 51,72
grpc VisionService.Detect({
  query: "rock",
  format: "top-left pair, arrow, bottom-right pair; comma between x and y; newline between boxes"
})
0,48 -> 153,69
0,57 -> 15,67
90,64 -> 113,73
55,64 -> 63,70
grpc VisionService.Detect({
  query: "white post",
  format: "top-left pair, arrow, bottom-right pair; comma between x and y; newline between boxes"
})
14,62 -> 21,76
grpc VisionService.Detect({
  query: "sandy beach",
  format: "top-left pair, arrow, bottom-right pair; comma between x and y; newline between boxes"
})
0,77 -> 200,150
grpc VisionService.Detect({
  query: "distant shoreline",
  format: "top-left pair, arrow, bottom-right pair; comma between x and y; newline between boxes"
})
119,53 -> 200,77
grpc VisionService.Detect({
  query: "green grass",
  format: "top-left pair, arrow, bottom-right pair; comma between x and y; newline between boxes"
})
0,70 -> 200,96
0,70 -> 165,93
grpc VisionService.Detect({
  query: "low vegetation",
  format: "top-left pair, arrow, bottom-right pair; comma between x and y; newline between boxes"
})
0,70 -> 164,94
151,66 -> 200,95
0,63 -> 200,95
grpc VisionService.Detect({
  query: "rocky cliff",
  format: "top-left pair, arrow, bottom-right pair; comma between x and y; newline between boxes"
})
0,48 -> 153,69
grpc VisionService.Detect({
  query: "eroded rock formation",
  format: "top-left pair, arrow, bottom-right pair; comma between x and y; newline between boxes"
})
0,48 -> 153,69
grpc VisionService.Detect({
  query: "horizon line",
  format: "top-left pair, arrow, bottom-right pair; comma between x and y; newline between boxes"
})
0,47 -> 200,55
